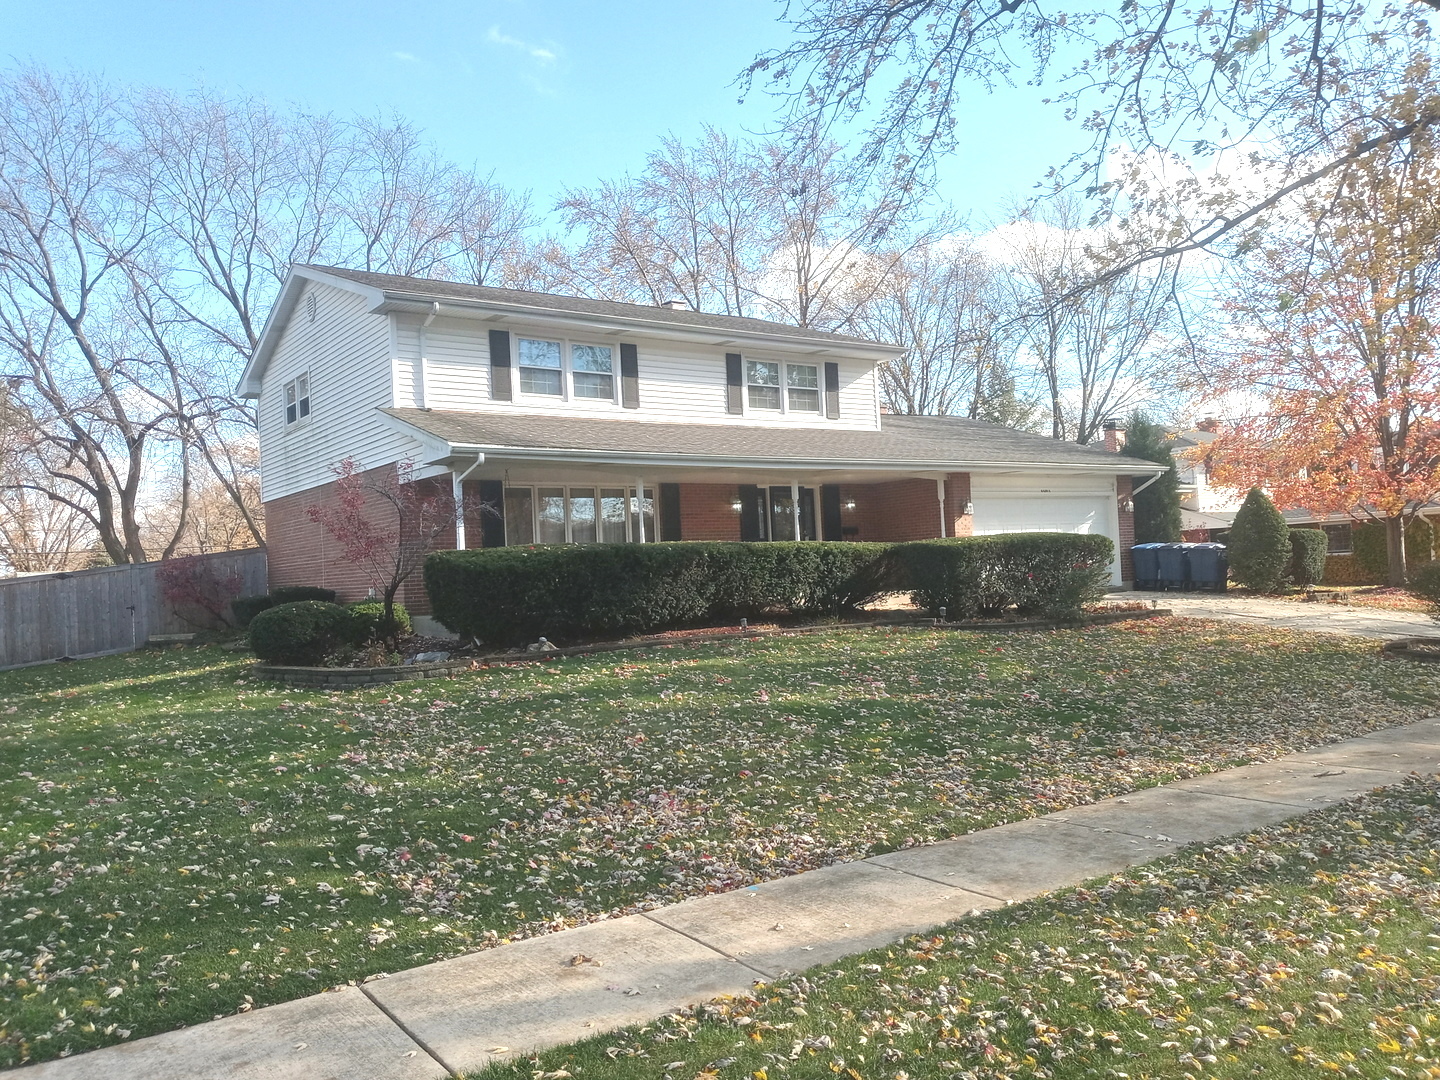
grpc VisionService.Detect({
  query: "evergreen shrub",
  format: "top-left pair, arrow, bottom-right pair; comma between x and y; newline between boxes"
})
348,600 -> 412,642
231,594 -> 275,629
1408,562 -> 1440,619
892,533 -> 1114,620
269,585 -> 338,605
1288,529 -> 1329,587
424,542 -> 896,646
248,601 -> 360,665
1228,489 -> 1292,592
1353,518 -> 1435,579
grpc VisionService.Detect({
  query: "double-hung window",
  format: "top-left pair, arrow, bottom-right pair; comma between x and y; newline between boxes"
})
284,373 -> 310,425
515,337 -> 617,402
747,360 -> 819,414
503,484 -> 654,544
518,338 -> 563,396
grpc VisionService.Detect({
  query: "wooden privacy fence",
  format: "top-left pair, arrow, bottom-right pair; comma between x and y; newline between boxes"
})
0,548 -> 267,669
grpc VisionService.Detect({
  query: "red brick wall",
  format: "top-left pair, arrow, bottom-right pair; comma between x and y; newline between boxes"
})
678,484 -> 741,540
1117,475 -> 1135,584
263,464 -> 440,615
853,478 -> 944,542
945,472 -> 974,538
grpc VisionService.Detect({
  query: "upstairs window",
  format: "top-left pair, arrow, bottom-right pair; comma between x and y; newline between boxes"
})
284,373 -> 310,425
787,364 -> 820,412
747,359 -> 819,413
518,338 -> 563,396
747,361 -> 781,410
571,344 -> 614,399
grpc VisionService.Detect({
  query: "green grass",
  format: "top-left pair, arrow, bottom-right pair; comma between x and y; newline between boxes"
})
2,618 -> 1439,1066
478,777 -> 1440,1080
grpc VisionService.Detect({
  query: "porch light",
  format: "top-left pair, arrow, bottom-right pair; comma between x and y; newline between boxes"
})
730,497 -> 743,513
843,497 -> 857,512
962,500 -> 974,516
1121,497 -> 1135,513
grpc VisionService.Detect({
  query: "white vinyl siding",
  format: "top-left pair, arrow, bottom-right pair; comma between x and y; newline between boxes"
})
258,280 -> 423,501
391,316 -> 883,429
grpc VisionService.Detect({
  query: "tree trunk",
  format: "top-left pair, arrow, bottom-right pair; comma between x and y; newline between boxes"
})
1385,516 -> 1407,586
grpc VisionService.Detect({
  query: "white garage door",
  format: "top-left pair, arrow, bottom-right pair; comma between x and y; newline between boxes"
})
969,494 -> 1110,536
969,473 -> 1122,585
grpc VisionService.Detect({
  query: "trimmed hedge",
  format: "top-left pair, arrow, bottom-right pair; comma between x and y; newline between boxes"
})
233,586 -> 340,629
425,542 -> 895,645
231,594 -> 275,629
425,535 -> 1114,645
1354,517 -> 1435,579
248,601 -> 361,665
270,585 -> 338,605
1288,529 -> 1329,587
892,533 -> 1114,620
1409,562 -> 1440,618
348,600 -> 412,642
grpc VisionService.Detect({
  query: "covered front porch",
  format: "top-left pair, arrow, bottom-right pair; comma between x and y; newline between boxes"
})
448,462 -> 976,548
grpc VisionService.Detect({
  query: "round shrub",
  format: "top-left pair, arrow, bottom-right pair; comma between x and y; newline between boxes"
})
1288,528 -> 1328,587
348,600 -> 412,642
248,601 -> 357,665
269,585 -> 338,605
1228,488 -> 1291,592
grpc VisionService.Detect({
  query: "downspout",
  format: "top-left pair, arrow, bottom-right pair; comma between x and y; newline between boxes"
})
417,301 -> 440,409
452,454 -> 485,550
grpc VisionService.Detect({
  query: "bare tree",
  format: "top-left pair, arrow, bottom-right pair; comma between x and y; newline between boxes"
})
999,203 -> 1181,442
742,0 -> 1440,285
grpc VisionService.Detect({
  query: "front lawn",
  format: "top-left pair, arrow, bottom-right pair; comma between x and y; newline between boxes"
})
487,777 -> 1440,1080
2,619 -> 1438,1066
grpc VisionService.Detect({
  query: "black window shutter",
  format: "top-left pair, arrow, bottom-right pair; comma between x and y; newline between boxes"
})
658,482 -> 682,540
620,343 -> 640,409
738,484 -> 762,541
824,362 -> 840,419
488,329 -> 512,401
477,479 -> 506,547
820,484 -> 843,541
725,353 -> 743,414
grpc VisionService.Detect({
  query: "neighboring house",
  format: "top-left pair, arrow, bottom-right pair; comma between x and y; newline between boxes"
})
237,265 -> 1166,625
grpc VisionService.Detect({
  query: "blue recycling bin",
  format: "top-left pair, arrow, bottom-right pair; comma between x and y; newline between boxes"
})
1130,543 -> 1166,590
1187,543 -> 1229,592
1156,543 -> 1194,590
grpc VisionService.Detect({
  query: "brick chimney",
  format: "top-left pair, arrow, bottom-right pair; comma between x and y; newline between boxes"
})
1102,417 -> 1127,453
1196,416 -> 1222,434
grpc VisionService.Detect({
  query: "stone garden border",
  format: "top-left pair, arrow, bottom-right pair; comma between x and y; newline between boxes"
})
1380,636 -> 1440,663
251,608 -> 1172,688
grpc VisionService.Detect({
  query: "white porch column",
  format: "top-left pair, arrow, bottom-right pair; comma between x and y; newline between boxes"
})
936,477 -> 947,538
791,481 -> 802,540
634,476 -> 647,542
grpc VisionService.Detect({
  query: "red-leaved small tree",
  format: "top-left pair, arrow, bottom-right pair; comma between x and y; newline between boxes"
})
306,459 -> 457,649
156,554 -> 245,629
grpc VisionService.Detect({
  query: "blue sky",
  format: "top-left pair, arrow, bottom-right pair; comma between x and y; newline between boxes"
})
3,0 -> 1086,225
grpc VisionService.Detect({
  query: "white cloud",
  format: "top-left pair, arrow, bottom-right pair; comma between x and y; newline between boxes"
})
392,51 -> 419,63
487,25 -> 558,65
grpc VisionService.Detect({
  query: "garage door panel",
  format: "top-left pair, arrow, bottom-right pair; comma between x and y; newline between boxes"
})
971,495 -> 1108,536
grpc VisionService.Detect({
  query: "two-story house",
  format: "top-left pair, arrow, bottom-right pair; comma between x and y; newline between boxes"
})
238,265 -> 1165,627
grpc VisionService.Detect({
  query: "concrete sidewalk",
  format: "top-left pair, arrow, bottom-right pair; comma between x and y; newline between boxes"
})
1126,590 -> 1435,640
22,718 -> 1440,1080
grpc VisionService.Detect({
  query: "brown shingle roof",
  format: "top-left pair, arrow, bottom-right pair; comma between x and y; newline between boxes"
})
383,408 -> 1167,472
308,265 -> 891,349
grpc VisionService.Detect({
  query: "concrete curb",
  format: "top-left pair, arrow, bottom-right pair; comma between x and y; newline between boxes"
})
19,714 -> 1439,1080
